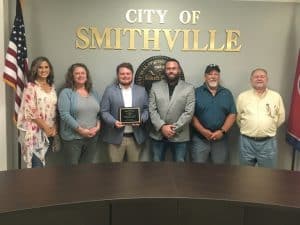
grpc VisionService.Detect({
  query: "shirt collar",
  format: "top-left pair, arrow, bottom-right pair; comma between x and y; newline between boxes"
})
203,82 -> 223,93
118,83 -> 133,90
252,88 -> 268,97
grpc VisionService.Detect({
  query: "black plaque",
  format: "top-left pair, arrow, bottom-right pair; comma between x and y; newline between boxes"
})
119,107 -> 140,124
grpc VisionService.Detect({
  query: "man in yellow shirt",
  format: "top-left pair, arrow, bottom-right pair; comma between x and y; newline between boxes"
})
236,68 -> 285,168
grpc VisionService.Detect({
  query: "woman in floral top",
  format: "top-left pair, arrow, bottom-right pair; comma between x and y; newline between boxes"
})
17,56 -> 57,168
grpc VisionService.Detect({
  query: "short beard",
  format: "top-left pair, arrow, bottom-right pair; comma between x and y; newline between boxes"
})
207,81 -> 218,88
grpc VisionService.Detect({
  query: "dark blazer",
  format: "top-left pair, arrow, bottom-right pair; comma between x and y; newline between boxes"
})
100,83 -> 149,145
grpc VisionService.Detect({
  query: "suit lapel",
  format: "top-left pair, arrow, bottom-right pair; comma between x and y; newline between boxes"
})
132,85 -> 136,106
161,80 -> 170,106
116,84 -> 125,107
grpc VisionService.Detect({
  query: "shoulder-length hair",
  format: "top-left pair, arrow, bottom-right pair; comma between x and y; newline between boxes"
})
64,63 -> 93,93
28,56 -> 54,85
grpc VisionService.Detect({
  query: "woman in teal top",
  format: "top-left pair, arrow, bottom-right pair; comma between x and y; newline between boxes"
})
58,63 -> 101,165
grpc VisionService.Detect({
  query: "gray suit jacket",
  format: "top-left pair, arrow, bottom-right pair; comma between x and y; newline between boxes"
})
149,79 -> 195,142
100,83 -> 149,145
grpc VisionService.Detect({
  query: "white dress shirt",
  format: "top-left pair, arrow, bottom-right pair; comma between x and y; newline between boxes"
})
120,84 -> 133,134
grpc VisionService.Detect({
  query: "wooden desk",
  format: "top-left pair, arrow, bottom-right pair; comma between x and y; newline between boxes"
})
1,162 -> 300,225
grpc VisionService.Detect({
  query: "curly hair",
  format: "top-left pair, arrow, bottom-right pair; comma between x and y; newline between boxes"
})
28,56 -> 54,85
64,63 -> 93,93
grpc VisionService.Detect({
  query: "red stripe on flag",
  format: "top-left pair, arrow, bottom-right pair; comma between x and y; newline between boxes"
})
3,73 -> 17,86
16,75 -> 25,90
4,59 -> 18,74
6,47 -> 17,58
15,95 -> 21,106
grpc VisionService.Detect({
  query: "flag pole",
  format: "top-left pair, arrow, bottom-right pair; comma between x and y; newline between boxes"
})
18,0 -> 25,170
18,142 -> 21,169
291,147 -> 296,171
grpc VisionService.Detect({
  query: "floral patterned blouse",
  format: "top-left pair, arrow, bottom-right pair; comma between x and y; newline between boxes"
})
17,82 -> 57,168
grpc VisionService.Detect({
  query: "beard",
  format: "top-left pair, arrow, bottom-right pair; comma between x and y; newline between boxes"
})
119,79 -> 132,86
166,72 -> 179,81
207,81 -> 218,88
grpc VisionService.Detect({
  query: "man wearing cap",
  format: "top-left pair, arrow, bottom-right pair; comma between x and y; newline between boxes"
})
236,68 -> 285,168
191,64 -> 236,164
149,58 -> 195,162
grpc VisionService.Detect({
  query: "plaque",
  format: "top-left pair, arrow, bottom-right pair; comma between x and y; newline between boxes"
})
135,55 -> 185,93
119,107 -> 141,124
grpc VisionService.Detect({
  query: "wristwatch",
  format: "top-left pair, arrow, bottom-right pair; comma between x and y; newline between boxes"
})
220,128 -> 226,135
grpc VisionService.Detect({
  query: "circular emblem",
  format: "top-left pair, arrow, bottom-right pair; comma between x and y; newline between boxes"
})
134,55 -> 185,93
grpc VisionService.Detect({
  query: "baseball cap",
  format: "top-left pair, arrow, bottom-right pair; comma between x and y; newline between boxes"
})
205,64 -> 220,74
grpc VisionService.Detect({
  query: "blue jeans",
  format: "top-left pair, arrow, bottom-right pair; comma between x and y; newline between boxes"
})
239,135 -> 277,168
31,138 -> 53,168
31,153 -> 44,168
190,135 -> 228,164
151,138 -> 187,162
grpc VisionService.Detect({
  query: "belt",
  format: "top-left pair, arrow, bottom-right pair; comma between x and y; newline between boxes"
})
123,133 -> 134,137
242,134 -> 271,141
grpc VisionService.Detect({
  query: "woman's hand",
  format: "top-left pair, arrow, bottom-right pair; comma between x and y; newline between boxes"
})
89,121 -> 101,136
44,126 -> 57,137
76,126 -> 95,138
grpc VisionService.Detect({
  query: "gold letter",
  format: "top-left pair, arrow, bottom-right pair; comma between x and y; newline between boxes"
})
125,9 -> 137,23
191,29 -> 208,51
123,28 -> 142,50
225,30 -> 241,52
142,29 -> 160,50
163,29 -> 180,51
90,27 -> 112,49
75,27 -> 90,49
113,28 -> 122,50
182,29 -> 191,51
208,30 -> 224,52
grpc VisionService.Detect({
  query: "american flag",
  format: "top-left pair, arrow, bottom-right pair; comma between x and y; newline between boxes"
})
3,0 -> 28,122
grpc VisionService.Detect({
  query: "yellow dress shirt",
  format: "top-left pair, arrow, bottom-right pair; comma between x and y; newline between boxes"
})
236,88 -> 285,137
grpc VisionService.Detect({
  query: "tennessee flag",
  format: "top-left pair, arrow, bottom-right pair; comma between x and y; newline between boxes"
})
286,50 -> 300,150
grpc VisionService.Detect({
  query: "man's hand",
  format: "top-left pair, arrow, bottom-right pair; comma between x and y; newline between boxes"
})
114,120 -> 125,129
210,130 -> 224,141
202,128 -> 214,141
161,124 -> 176,139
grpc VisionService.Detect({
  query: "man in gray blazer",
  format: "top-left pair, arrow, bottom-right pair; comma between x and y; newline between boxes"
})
149,58 -> 195,162
100,63 -> 149,162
